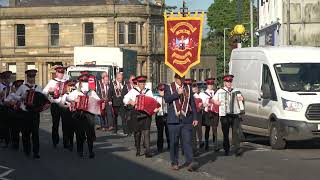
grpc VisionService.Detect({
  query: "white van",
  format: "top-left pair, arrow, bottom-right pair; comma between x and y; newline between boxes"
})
230,46 -> 320,149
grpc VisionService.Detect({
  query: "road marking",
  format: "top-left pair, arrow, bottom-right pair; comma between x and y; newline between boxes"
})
0,165 -> 15,180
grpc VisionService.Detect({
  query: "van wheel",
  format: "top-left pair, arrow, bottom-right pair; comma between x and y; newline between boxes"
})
269,121 -> 286,150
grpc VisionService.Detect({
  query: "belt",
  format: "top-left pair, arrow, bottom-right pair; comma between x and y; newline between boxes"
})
167,123 -> 180,125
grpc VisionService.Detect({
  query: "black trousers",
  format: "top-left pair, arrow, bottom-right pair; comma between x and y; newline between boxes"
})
134,130 -> 150,154
75,112 -> 96,154
155,115 -> 170,151
9,109 -> 24,148
22,111 -> 40,155
220,114 -> 241,153
112,106 -> 126,134
51,103 -> 67,146
204,112 -> 219,148
192,115 -> 203,151
61,108 -> 76,149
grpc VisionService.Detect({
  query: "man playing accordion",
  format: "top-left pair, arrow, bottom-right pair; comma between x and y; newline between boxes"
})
0,71 -> 13,148
213,75 -> 245,156
15,69 -> 46,159
66,74 -> 102,159
43,66 -> 69,149
123,76 -> 157,158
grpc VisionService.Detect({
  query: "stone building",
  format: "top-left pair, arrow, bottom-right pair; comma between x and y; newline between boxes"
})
0,0 -> 216,86
258,0 -> 320,46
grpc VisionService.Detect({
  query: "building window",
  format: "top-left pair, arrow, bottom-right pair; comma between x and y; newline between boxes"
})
16,24 -> 25,47
84,22 -> 94,46
140,23 -> 143,45
49,23 -> 59,47
8,63 -> 17,81
190,69 -> 196,80
205,69 -> 211,79
118,22 -> 125,45
198,69 -> 205,81
128,22 -> 137,44
26,63 -> 35,70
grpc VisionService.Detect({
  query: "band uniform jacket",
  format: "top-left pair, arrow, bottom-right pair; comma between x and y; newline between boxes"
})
108,80 -> 128,107
163,83 -> 197,124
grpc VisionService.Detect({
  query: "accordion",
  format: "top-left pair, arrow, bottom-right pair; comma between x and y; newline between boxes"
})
218,90 -> 245,116
194,98 -> 203,113
205,98 -> 219,113
135,95 -> 160,116
53,81 -> 66,99
25,90 -> 51,112
70,95 -> 105,115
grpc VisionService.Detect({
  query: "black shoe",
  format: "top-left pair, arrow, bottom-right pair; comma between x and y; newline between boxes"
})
53,144 -> 57,148
68,146 -> 73,152
78,152 -> 84,158
24,151 -> 31,157
187,162 -> 199,172
199,142 -> 204,149
193,151 -> 200,157
33,154 -> 40,159
2,144 -> 9,149
235,148 -> 243,157
145,153 -> 152,158
157,148 -> 163,153
136,151 -> 140,157
89,152 -> 95,159
224,151 -> 229,156
63,144 -> 69,149
205,143 -> 209,151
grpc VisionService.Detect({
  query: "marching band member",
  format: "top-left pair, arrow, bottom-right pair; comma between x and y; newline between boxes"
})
191,82 -> 204,156
200,78 -> 219,152
213,75 -> 244,156
164,74 -> 198,171
66,74 -> 101,158
15,69 -> 43,159
108,72 -> 128,134
43,66 -> 69,148
60,80 -> 78,152
154,84 -> 170,153
123,76 -> 155,158
0,71 -> 13,148
96,72 -> 113,131
4,80 -> 24,150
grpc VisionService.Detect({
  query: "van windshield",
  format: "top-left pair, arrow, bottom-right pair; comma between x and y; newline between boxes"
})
68,71 -> 107,81
274,63 -> 320,92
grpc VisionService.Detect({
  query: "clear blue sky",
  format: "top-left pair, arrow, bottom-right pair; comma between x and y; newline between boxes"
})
165,0 -> 213,11
165,0 -> 213,37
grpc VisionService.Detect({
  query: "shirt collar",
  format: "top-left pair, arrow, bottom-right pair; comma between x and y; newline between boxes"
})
175,82 -> 181,89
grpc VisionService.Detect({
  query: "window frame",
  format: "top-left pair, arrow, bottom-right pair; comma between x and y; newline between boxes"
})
128,22 -> 137,45
83,22 -> 94,46
16,24 -> 26,47
262,64 -> 277,101
49,23 -> 59,47
118,22 -> 125,45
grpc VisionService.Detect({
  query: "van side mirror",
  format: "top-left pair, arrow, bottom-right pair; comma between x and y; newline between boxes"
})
261,84 -> 271,99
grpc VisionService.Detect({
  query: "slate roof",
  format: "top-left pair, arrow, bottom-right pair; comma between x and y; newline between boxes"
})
15,0 -> 144,7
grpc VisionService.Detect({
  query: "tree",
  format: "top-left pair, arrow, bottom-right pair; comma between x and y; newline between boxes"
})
204,0 -> 258,85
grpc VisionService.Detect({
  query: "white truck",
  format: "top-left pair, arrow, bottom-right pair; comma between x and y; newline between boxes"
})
230,46 -> 320,149
67,47 -> 137,81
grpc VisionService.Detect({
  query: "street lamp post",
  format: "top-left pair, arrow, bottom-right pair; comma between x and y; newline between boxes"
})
223,27 -> 231,76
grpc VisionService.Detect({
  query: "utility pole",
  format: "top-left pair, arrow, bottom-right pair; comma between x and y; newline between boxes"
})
237,0 -> 242,48
287,0 -> 291,45
250,0 -> 254,47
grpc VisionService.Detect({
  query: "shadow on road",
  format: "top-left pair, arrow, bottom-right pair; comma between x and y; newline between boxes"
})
0,127 -> 178,180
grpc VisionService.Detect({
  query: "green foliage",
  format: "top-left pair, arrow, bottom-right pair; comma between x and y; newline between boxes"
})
204,0 -> 258,85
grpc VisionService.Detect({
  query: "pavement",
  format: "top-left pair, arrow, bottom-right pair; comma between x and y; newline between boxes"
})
1,111 -> 320,180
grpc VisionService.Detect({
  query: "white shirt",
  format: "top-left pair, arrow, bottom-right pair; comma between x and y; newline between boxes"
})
43,78 -> 67,104
213,87 -> 240,115
15,83 -> 43,111
123,87 -> 154,105
155,96 -> 167,116
200,89 -> 216,112
66,90 -> 100,103
4,92 -> 20,103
